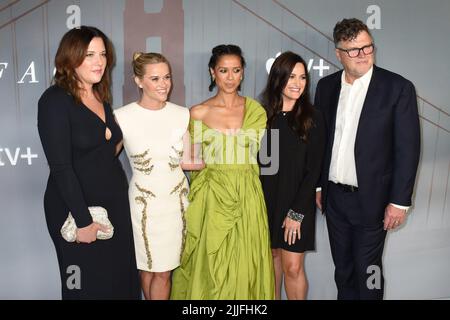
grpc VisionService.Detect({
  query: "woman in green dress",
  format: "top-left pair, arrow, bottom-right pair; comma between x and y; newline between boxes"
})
171,44 -> 275,299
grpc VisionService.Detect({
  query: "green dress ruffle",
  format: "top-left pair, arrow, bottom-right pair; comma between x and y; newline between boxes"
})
171,97 -> 275,300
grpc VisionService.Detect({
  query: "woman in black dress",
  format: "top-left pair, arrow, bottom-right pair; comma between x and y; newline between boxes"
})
259,51 -> 325,299
37,26 -> 140,299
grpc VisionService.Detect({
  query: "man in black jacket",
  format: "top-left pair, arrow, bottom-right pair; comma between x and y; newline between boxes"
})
315,18 -> 420,300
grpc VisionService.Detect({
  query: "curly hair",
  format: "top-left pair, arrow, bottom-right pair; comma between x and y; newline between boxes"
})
54,26 -> 115,104
333,18 -> 372,46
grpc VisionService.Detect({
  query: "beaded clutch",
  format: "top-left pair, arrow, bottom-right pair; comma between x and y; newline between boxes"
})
60,206 -> 114,242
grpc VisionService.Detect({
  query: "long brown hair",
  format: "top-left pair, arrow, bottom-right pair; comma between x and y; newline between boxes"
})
53,26 -> 115,104
260,51 -> 314,142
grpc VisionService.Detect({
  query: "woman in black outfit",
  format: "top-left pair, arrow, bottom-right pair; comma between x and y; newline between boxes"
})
259,51 -> 325,300
37,26 -> 139,299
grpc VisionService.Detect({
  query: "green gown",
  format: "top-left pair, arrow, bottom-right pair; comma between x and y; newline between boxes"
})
171,97 -> 275,300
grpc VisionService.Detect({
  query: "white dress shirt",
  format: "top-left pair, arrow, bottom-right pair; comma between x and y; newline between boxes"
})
329,67 -> 372,187
326,67 -> 408,211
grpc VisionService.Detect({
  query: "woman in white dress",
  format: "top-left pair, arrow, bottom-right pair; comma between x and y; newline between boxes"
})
115,52 -> 203,300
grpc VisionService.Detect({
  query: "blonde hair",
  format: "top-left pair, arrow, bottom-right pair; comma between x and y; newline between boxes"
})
132,52 -> 171,78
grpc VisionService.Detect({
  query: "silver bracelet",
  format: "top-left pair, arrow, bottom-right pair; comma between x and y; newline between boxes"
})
287,209 -> 304,223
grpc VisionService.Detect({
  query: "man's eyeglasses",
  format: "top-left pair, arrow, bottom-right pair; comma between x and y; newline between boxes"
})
336,43 -> 374,58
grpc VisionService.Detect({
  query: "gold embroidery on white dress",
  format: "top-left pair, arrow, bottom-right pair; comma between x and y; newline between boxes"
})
169,146 -> 184,171
131,149 -> 154,175
170,176 -> 188,259
135,182 -> 156,270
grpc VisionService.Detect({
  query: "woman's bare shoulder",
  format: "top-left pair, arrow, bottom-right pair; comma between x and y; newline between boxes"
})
190,99 -> 214,120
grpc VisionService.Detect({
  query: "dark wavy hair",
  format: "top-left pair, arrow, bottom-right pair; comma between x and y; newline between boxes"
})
208,44 -> 246,92
53,26 -> 115,104
333,18 -> 372,46
260,51 -> 314,142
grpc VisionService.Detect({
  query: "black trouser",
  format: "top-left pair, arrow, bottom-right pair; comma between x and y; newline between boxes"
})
326,182 -> 387,300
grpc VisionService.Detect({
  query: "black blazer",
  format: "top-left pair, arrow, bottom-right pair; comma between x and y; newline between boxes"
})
314,65 -> 420,224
